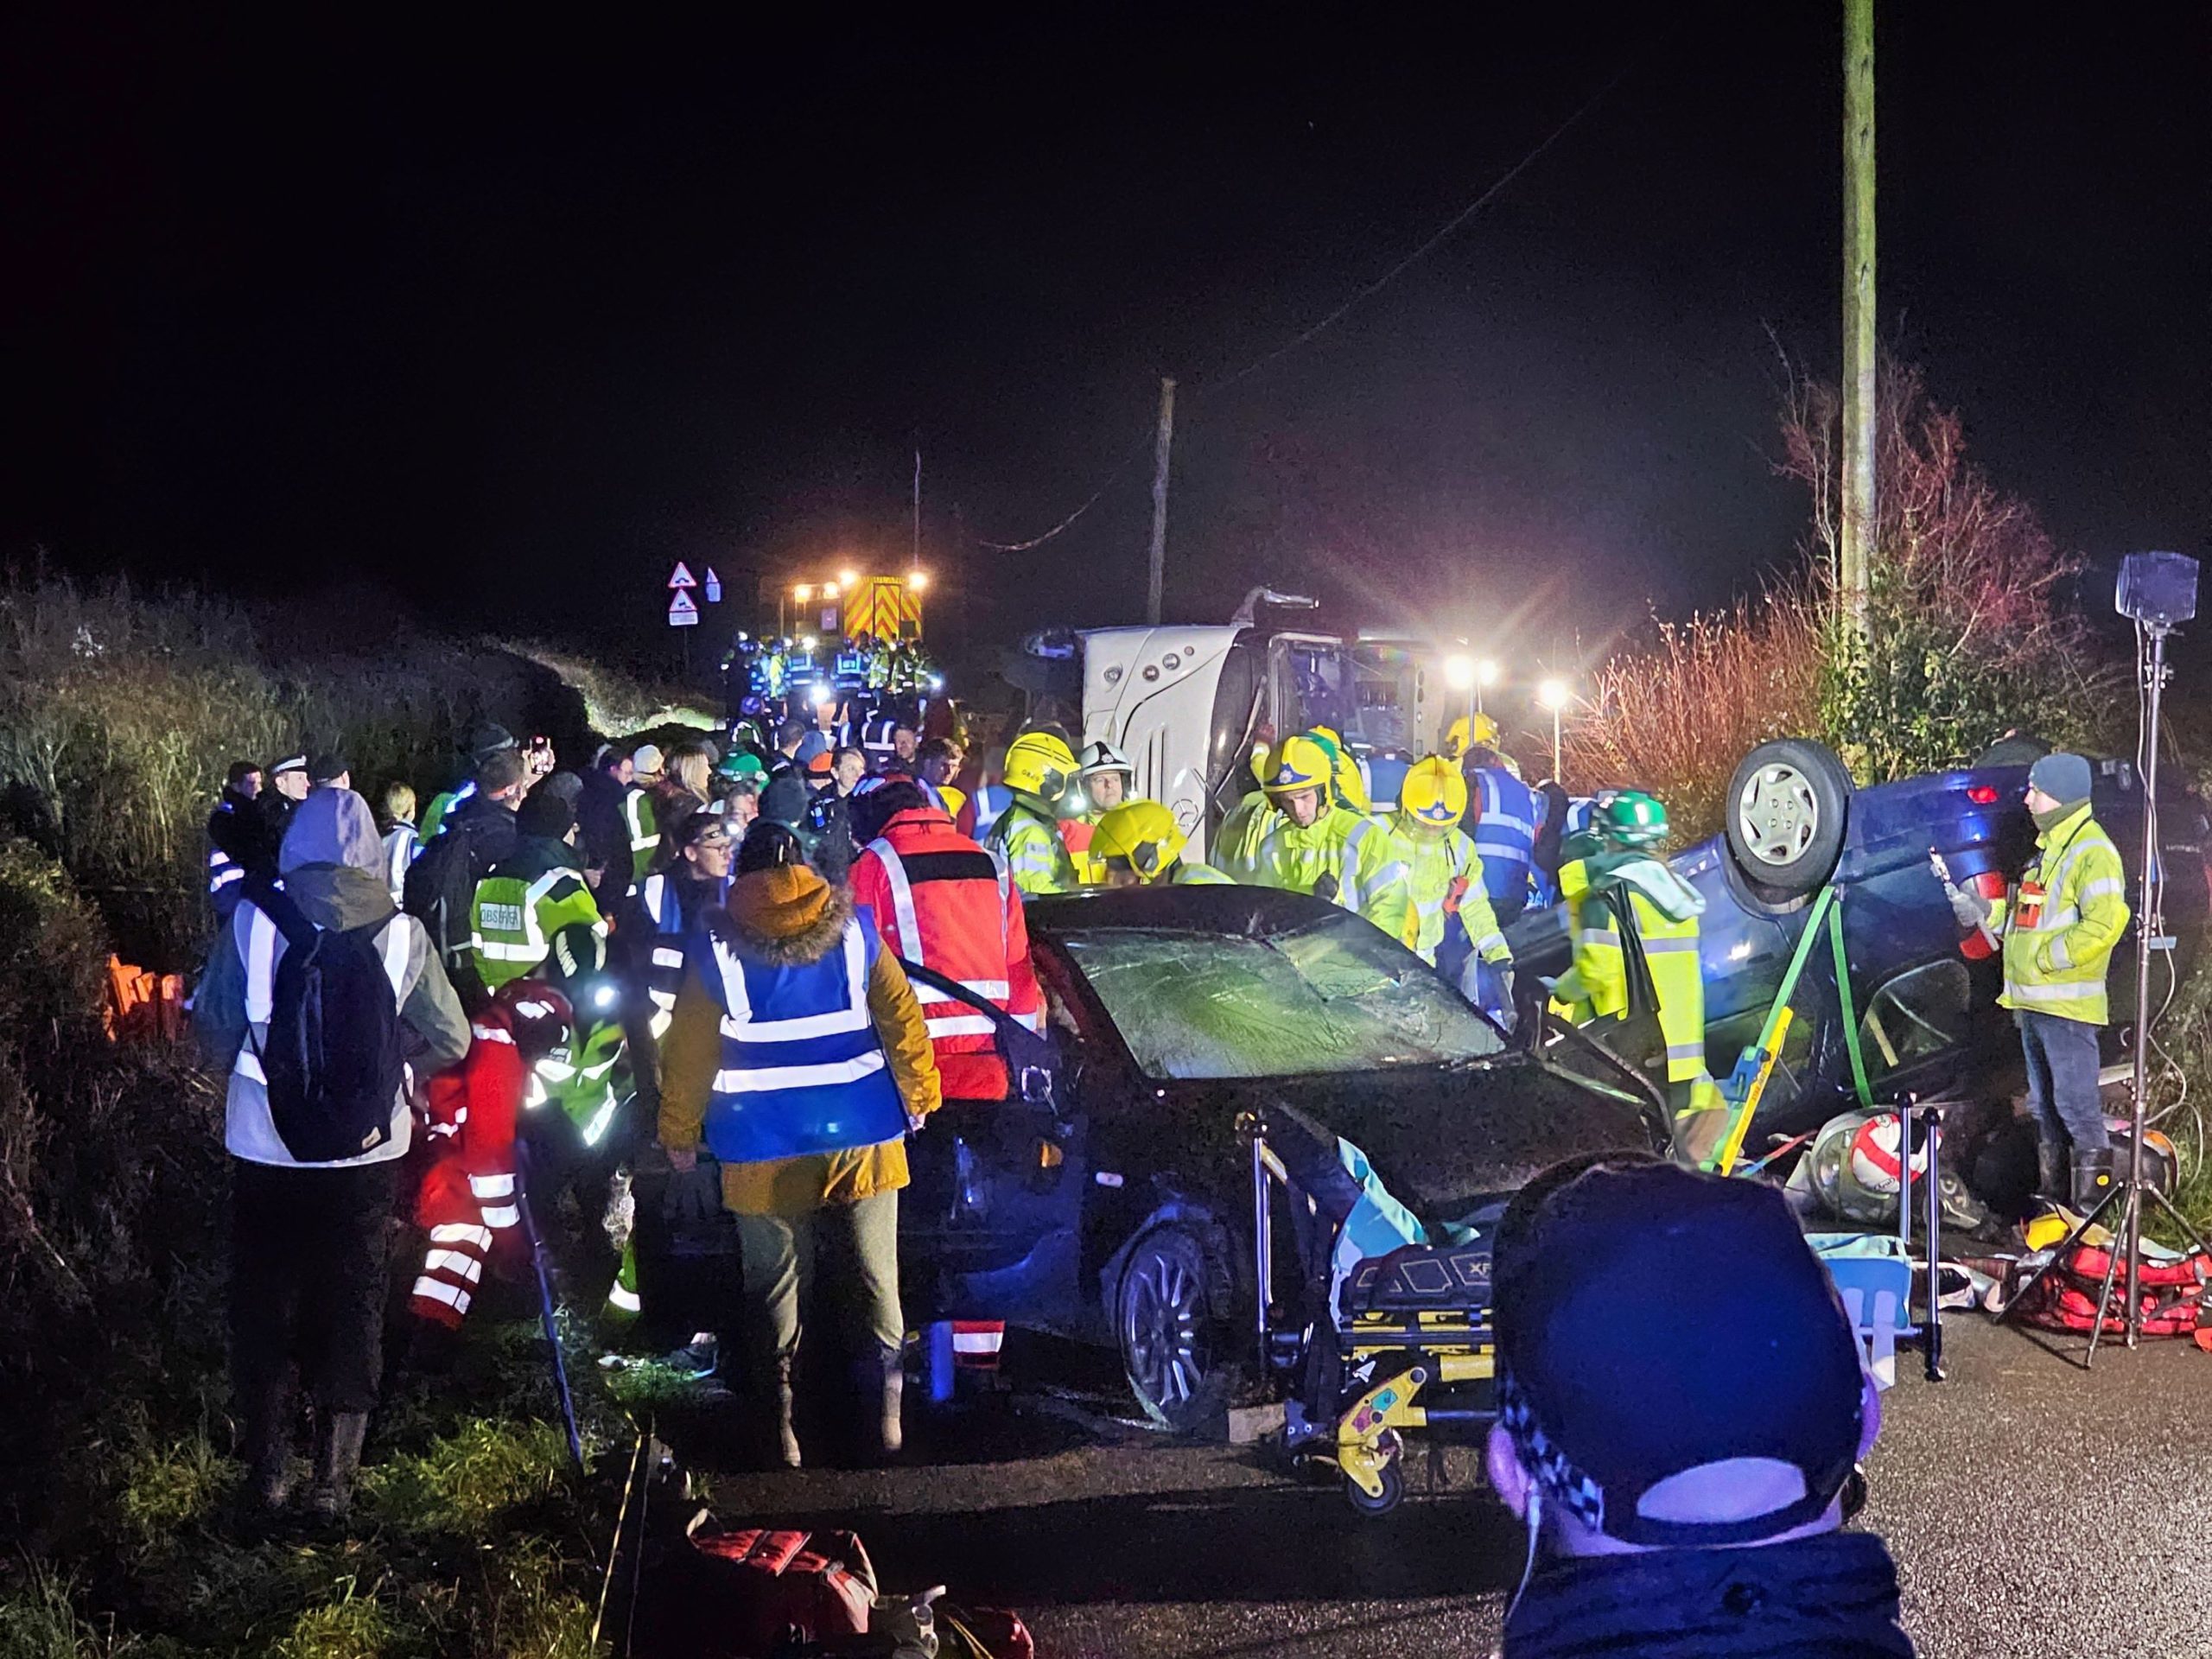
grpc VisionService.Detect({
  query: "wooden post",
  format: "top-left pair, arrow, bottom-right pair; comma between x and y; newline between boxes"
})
1839,0 -> 1876,634
1146,377 -> 1176,626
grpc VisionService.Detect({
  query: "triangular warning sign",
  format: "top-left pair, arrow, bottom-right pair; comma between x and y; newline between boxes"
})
668,588 -> 699,615
668,561 -> 698,589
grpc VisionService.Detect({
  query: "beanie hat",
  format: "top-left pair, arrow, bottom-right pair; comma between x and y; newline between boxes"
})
2028,752 -> 2093,808
728,861 -> 832,937
517,790 -> 575,842
1492,1160 -> 1865,1548
278,787 -> 384,875
630,743 -> 664,777
308,749 -> 351,784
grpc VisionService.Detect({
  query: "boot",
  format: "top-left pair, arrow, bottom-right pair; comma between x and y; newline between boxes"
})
2035,1141 -> 2069,1204
770,1355 -> 803,1471
2070,1147 -> 2116,1214
241,1386 -> 296,1513
306,1410 -> 370,1523
857,1342 -> 905,1461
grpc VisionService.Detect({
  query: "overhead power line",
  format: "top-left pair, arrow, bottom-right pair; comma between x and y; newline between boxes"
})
972,65 -> 1630,553
1201,67 -> 1629,397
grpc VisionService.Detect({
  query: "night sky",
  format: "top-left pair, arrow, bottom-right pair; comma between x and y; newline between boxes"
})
4,6 -> 2206,669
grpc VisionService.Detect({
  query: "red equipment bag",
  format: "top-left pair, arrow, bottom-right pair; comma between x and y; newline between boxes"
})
2012,1244 -> 2209,1338
677,1523 -> 878,1656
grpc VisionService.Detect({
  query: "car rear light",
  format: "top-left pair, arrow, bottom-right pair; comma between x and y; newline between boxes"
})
1967,785 -> 2001,804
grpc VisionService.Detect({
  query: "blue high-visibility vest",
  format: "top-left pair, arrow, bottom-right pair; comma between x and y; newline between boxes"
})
1466,766 -> 1538,906
691,909 -> 906,1166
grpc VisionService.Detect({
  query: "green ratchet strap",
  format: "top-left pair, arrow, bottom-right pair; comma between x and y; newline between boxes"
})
1829,892 -> 1873,1110
1712,885 -> 1871,1173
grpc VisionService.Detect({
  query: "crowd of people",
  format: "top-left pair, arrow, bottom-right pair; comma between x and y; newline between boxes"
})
194,704 -> 1745,1510
198,697 -> 2166,1658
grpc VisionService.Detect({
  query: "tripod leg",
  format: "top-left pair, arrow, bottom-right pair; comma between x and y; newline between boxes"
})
1996,1181 -> 2128,1332
2082,1187 -> 2135,1369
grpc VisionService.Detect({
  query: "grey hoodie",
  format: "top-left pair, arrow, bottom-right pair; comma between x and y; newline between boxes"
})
198,855 -> 469,1169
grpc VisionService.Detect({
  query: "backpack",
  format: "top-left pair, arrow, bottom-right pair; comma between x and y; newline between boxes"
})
404,817 -> 487,1006
244,880 -> 409,1163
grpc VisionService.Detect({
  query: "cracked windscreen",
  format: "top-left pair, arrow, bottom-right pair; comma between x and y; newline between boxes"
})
1061,916 -> 1506,1080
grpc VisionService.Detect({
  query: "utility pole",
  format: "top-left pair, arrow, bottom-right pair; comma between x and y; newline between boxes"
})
912,446 -> 923,569
1839,0 -> 1876,636
1145,376 -> 1176,626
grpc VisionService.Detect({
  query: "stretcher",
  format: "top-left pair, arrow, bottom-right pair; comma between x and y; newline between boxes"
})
1240,1103 -> 1497,1516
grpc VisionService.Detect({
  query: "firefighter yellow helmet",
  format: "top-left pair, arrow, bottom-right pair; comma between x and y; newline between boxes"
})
1003,731 -> 1077,802
1262,735 -> 1332,798
1091,799 -> 1185,879
1400,756 -> 1468,826
1445,712 -> 1501,757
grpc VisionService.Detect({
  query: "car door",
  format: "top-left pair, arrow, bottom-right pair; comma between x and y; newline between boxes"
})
896,963 -> 1087,1328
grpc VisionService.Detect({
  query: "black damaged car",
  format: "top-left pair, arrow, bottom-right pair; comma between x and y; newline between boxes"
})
897,883 -> 1668,1431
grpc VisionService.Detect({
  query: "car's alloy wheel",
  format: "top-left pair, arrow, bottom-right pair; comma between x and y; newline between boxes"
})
1117,1227 -> 1222,1433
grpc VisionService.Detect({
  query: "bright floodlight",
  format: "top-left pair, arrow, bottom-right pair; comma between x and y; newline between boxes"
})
1476,658 -> 1502,687
1536,677 -> 1571,711
839,567 -> 860,588
1443,653 -> 1476,691
821,580 -> 839,598
801,634 -> 818,652
906,569 -> 928,592
808,683 -> 834,706
794,583 -> 813,601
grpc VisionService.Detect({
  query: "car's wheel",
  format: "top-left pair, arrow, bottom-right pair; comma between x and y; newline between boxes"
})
1116,1224 -> 1234,1434
1724,738 -> 1852,902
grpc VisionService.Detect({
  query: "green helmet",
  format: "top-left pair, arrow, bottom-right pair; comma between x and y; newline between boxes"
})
1592,788 -> 1669,848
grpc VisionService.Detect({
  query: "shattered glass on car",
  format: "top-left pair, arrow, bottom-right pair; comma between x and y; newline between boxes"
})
1063,916 -> 1505,1080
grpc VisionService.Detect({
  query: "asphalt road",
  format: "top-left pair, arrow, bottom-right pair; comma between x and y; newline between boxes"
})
684,1318 -> 2211,1658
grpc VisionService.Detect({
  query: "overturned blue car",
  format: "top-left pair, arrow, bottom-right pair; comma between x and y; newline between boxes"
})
1503,736 -> 2207,1145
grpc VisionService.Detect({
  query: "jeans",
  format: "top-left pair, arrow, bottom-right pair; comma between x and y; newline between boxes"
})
230,1157 -> 401,1414
734,1190 -> 902,1363
2017,1010 -> 2108,1152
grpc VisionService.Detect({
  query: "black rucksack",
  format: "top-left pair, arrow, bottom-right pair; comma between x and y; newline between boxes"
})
403,817 -> 488,1006
244,880 -> 409,1162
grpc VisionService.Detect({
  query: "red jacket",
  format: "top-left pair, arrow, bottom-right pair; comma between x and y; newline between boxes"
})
422,1007 -> 525,1224
410,1007 -> 529,1326
849,806 -> 1046,1100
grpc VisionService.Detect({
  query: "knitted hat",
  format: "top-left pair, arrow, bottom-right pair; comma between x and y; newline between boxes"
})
2028,752 -> 2093,808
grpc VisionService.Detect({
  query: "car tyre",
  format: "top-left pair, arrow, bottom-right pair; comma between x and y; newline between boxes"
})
1724,738 -> 1853,902
1116,1224 -> 1236,1436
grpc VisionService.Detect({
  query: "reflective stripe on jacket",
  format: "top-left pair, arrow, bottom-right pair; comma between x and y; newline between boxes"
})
1214,791 -> 1277,880
641,868 -> 728,1038
1557,856 -> 1707,1084
850,808 -> 1046,1091
1373,819 -> 1510,966
1467,766 -> 1538,906
1992,804 -> 2129,1026
691,909 -> 908,1166
469,841 -> 607,992
989,801 -> 1078,896
1250,804 -> 1365,900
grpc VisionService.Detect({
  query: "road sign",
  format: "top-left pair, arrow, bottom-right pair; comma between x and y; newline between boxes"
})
667,561 -> 698,590
667,588 -> 700,627
704,567 -> 722,604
